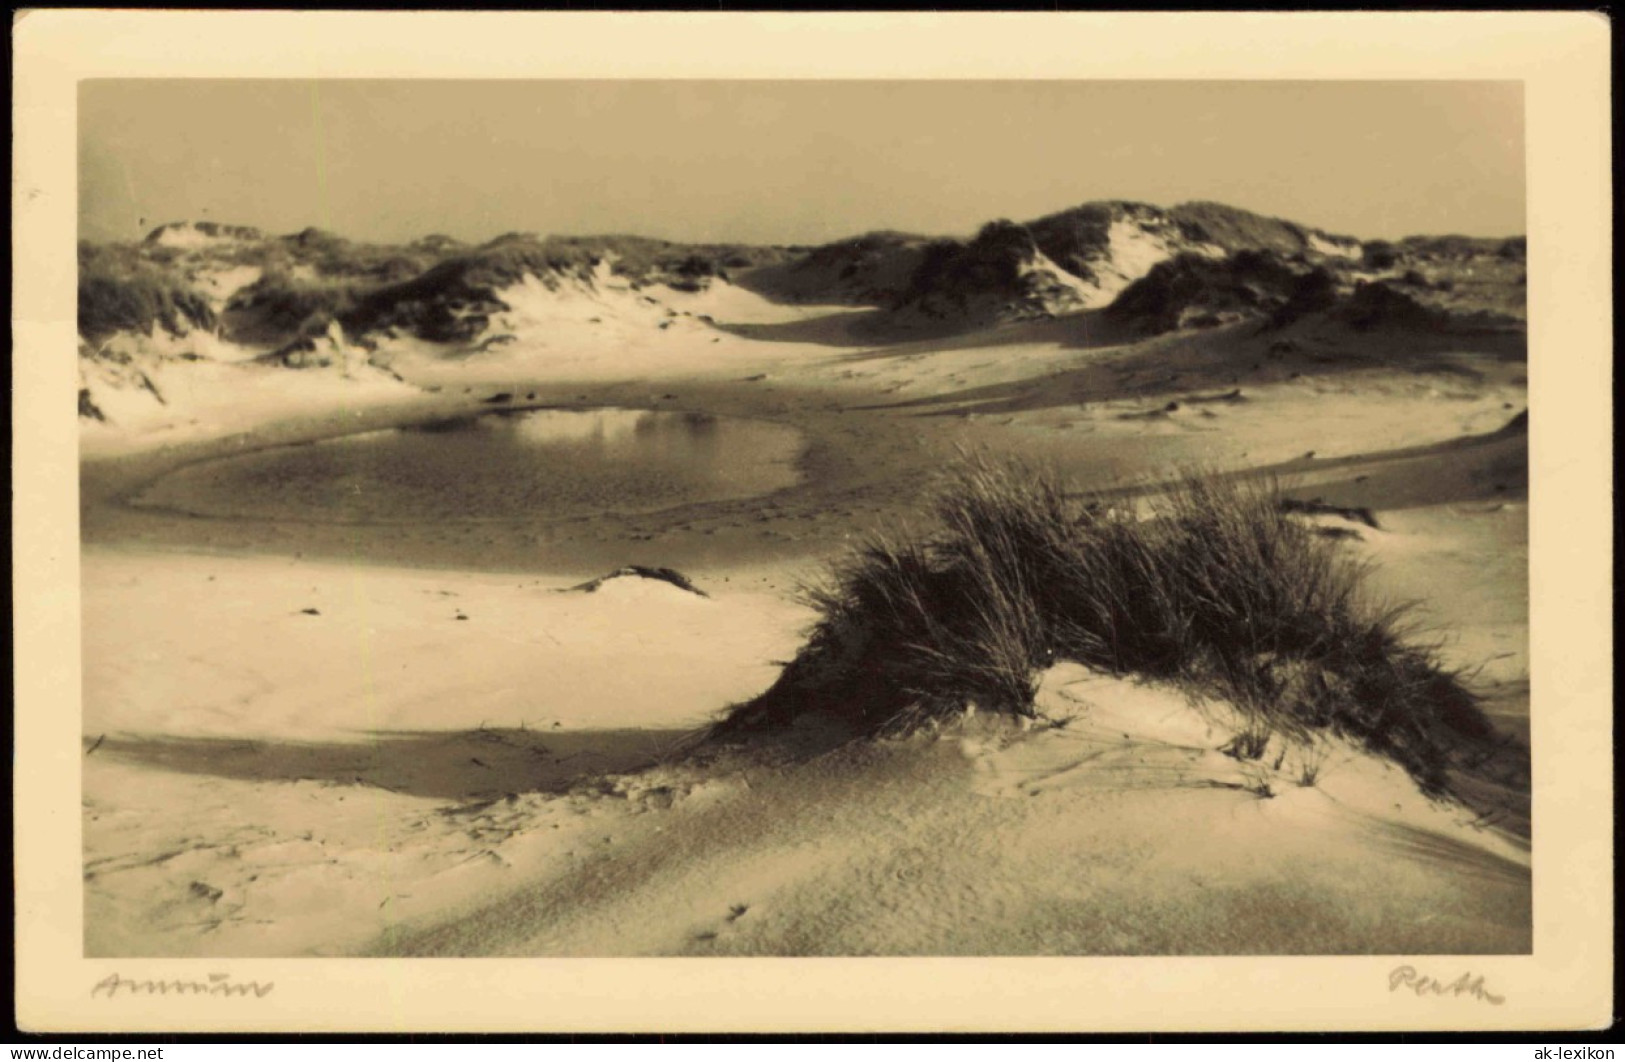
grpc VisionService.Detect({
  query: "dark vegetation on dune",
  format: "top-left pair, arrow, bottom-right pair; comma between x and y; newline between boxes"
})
1023,200 -> 1358,284
748,231 -> 933,305
1167,201 -> 1359,257
1333,280 -> 1448,332
1023,200 -> 1150,283
93,223 -> 799,354
544,234 -> 795,288
251,234 -> 795,349
850,201 -> 1384,327
1102,248 -> 1461,338
894,220 -> 1084,320
80,204 -> 1524,353
78,242 -> 218,343
228,274 -> 370,339
1400,234 -> 1526,261
144,221 -> 265,244
714,456 -> 1497,793
754,201 -> 1371,315
1102,250 -> 1334,334
206,227 -> 439,281
332,239 -> 603,345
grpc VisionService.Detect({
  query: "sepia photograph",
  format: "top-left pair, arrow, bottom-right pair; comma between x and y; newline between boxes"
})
13,11 -> 1612,1035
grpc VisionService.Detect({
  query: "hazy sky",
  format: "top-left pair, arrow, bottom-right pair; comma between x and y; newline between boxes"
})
79,80 -> 1524,246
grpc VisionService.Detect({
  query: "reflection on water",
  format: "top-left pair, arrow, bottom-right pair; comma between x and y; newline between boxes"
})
134,407 -> 805,525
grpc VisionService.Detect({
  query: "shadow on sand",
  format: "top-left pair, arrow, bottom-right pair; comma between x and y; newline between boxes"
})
712,310 -> 890,347
841,317 -> 1527,419
89,726 -> 698,802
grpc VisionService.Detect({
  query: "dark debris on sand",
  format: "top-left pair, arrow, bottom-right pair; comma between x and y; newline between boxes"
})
564,566 -> 710,598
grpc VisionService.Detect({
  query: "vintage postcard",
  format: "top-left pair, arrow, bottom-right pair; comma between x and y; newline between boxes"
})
12,10 -> 1612,1034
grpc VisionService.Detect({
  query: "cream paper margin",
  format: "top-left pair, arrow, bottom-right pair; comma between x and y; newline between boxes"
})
12,10 -> 1613,1034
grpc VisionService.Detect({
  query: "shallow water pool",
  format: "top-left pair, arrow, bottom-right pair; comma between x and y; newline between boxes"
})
132,407 -> 806,525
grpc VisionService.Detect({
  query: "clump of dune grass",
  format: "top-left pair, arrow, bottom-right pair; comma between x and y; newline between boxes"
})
227,271 -> 369,341
78,243 -> 217,343
720,530 -> 1048,737
714,453 -> 1495,792
1295,742 -> 1330,788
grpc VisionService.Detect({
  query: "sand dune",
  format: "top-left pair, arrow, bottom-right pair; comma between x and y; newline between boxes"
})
81,550 -> 807,956
375,666 -> 1528,957
77,211 -> 1531,959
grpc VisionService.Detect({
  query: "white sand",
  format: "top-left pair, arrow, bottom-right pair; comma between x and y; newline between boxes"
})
1064,219 -> 1221,308
85,546 -> 1527,959
1308,233 -> 1362,259
366,665 -> 1526,958
78,266 -> 1531,958
82,549 -> 809,956
191,264 -> 264,312
373,276 -> 855,390
79,321 -> 419,458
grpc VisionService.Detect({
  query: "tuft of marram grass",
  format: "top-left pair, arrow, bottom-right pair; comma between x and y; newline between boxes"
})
713,453 -> 1496,791
78,244 -> 217,343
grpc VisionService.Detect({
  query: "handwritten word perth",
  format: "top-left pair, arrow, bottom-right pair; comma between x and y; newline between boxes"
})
1388,965 -> 1504,1005
92,972 -> 274,999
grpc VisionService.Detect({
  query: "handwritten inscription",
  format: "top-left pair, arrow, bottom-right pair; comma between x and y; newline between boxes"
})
1389,965 -> 1504,1005
92,973 -> 275,999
